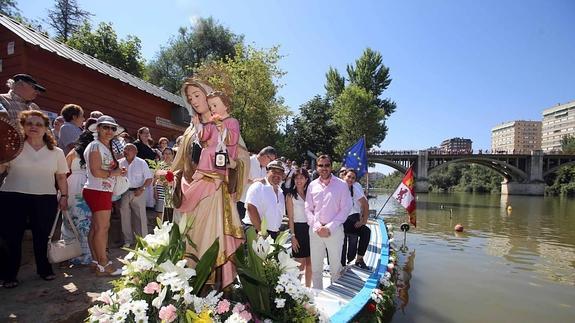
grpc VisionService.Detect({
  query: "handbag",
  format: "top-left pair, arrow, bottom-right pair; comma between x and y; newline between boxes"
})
112,175 -> 130,201
47,210 -> 82,264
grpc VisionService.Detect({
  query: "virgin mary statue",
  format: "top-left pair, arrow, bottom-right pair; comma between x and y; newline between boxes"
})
172,77 -> 249,289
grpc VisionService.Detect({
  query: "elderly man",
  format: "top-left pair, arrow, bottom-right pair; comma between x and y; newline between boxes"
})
119,143 -> 153,247
305,155 -> 352,289
0,74 -> 45,123
245,160 -> 286,239
238,146 -> 277,220
51,116 -> 65,141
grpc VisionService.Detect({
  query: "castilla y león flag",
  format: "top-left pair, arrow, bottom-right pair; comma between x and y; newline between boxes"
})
392,167 -> 416,227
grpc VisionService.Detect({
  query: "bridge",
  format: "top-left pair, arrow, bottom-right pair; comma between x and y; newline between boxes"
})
368,150 -> 575,195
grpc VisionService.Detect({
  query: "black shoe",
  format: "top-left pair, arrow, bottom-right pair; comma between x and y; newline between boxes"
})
355,260 -> 369,270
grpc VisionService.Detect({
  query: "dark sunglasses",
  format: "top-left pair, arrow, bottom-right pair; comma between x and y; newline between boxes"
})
317,164 -> 331,168
101,125 -> 117,132
24,121 -> 45,128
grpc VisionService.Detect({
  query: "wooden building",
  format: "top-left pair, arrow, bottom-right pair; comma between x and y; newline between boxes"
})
0,14 -> 191,140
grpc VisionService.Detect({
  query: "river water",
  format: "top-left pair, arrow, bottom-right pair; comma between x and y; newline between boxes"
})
370,192 -> 575,323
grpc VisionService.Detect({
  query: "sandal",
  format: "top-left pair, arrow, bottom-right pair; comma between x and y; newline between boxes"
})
3,280 -> 19,288
355,260 -> 369,270
96,261 -> 122,276
40,274 -> 56,281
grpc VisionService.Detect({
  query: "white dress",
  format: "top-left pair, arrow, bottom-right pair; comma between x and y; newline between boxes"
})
61,153 -> 93,265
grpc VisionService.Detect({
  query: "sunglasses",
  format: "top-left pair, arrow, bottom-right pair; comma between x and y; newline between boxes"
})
317,164 -> 331,168
24,121 -> 45,128
101,125 -> 117,132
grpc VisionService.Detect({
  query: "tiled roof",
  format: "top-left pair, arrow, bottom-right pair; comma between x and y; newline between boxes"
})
0,14 -> 185,107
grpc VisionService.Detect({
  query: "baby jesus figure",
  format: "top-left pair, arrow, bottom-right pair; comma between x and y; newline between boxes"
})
178,91 -> 240,213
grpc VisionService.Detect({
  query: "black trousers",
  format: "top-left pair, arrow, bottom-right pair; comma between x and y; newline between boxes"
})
237,201 -> 246,221
0,191 -> 58,281
342,213 -> 371,260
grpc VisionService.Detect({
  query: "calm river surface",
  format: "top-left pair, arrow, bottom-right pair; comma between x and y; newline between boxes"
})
370,192 -> 575,323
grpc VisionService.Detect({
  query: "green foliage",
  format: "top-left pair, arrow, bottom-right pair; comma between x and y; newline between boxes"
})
546,164 -> 575,196
0,0 -> 19,17
373,171 -> 404,189
66,21 -> 145,77
325,67 -> 345,102
429,163 -> 502,193
47,0 -> 92,42
147,17 -> 244,93
346,48 -> 396,118
196,44 -> 290,151
284,95 -> 338,161
333,84 -> 387,156
561,135 -> 575,153
326,48 -> 396,157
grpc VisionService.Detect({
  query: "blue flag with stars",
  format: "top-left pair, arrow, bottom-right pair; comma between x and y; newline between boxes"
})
343,137 -> 368,179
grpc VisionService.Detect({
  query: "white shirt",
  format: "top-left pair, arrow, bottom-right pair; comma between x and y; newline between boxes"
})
240,155 -> 268,202
245,178 -> 285,231
84,140 -> 116,192
350,182 -> 365,215
1,142 -> 68,195
119,156 -> 153,188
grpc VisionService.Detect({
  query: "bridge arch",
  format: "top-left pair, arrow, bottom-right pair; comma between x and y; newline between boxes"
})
428,157 -> 528,182
543,160 -> 575,178
369,160 -> 409,174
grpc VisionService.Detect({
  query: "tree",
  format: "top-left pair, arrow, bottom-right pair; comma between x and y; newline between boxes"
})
66,21 -> 145,77
147,17 -> 244,93
332,85 -> 387,156
327,48 -> 396,156
325,67 -> 344,102
286,95 -> 339,161
346,48 -> 396,118
47,0 -> 92,42
561,135 -> 575,153
0,0 -> 19,17
196,44 -> 290,151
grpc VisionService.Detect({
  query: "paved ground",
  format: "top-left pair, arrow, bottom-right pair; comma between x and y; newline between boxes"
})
0,209 -> 158,323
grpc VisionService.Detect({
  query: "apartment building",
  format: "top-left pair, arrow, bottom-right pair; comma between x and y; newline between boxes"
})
439,137 -> 472,153
541,100 -> 575,152
491,121 -> 542,153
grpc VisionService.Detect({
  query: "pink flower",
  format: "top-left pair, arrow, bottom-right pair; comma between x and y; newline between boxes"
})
216,299 -> 231,314
159,304 -> 177,323
232,303 -> 245,314
239,310 -> 252,321
144,282 -> 161,294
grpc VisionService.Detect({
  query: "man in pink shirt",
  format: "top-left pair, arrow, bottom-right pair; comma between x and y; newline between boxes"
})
305,155 -> 352,289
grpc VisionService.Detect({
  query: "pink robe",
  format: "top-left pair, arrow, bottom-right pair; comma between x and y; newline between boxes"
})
179,117 -> 240,214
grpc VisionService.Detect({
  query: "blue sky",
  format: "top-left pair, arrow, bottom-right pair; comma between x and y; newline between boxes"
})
20,0 -> 575,155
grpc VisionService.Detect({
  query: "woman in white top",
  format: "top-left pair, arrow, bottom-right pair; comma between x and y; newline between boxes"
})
286,168 -> 312,287
82,116 -> 126,276
342,169 -> 372,269
61,120 -> 97,266
0,110 -> 69,288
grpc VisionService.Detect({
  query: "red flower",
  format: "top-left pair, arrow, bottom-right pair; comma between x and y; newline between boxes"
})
367,303 -> 377,312
165,170 -> 174,183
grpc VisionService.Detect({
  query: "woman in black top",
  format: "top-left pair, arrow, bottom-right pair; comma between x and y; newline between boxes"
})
133,127 -> 159,162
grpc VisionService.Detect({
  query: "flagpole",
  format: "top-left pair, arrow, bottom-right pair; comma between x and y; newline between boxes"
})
375,162 -> 414,219
364,135 -> 370,199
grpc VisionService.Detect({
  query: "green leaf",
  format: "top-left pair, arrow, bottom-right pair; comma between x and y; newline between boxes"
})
190,238 -> 219,295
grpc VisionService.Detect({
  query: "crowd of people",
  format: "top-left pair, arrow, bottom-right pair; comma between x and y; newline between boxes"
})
0,73 -> 373,292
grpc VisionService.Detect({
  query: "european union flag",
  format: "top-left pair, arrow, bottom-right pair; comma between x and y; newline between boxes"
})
343,137 -> 368,179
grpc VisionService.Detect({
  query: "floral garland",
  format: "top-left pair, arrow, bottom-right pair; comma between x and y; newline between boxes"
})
352,222 -> 398,322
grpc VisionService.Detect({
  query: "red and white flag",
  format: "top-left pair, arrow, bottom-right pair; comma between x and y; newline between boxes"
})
392,167 -> 416,227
